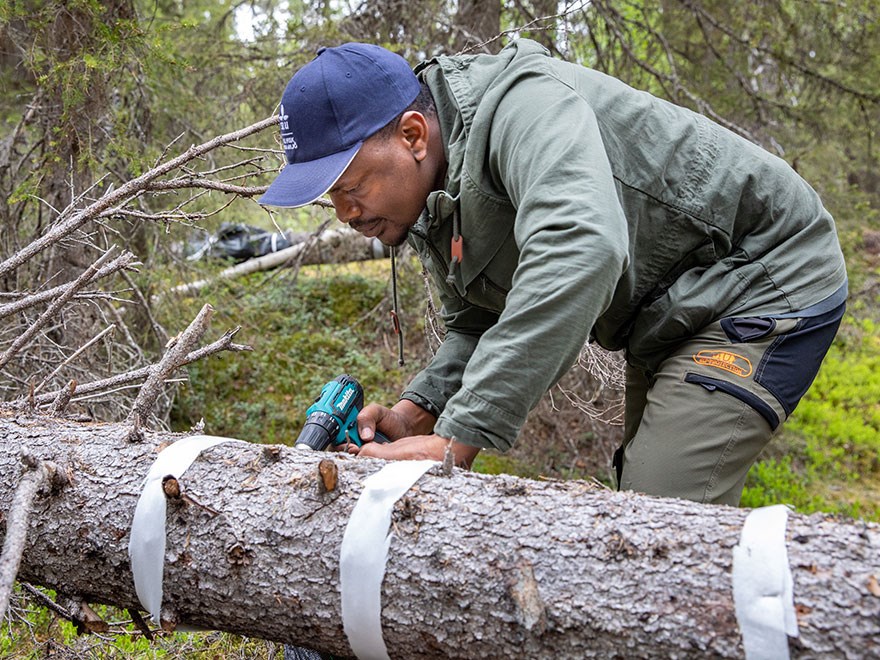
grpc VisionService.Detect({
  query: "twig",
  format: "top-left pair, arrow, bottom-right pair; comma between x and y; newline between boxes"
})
102,299 -> 147,365
70,378 -> 186,403
19,583 -> 74,621
34,326 -> 115,394
118,271 -> 168,345
0,249 -> 134,372
126,303 -> 215,438
18,327 -> 251,409
144,178 -> 268,196
0,252 -> 139,321
108,192 -> 236,224
128,608 -> 154,640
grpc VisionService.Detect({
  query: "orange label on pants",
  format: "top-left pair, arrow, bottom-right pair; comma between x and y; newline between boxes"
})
693,350 -> 753,377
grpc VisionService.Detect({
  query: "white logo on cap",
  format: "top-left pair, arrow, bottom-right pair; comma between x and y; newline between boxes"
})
280,104 -> 297,151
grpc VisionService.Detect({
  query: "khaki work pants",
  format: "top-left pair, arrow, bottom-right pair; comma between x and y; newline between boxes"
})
615,303 -> 844,505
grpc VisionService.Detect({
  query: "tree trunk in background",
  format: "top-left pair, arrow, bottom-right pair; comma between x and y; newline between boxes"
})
1,413 -> 877,658
455,0 -> 502,53
0,1 -> 156,420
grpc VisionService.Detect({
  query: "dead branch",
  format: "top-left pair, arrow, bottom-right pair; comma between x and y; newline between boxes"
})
108,192 -> 236,225
49,380 -> 77,418
145,178 -> 269,197
0,249 -> 136,373
167,227 -> 387,298
0,452 -> 55,619
126,304 -> 215,438
553,342 -> 626,424
13,327 -> 251,411
0,250 -> 139,321
118,271 -> 168,345
34,326 -> 115,395
19,583 -> 75,622
0,116 -> 279,281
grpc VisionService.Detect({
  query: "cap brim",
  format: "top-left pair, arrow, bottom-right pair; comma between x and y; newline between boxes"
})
259,143 -> 362,208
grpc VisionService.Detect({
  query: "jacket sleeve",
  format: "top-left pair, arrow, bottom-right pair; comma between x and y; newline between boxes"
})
432,70 -> 630,450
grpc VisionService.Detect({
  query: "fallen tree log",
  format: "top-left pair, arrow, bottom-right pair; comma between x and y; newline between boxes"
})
169,227 -> 389,298
0,412 -> 877,658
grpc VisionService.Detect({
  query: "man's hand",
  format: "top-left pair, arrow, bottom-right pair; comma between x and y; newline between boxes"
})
356,398 -> 437,442
356,433 -> 480,468
353,398 -> 480,468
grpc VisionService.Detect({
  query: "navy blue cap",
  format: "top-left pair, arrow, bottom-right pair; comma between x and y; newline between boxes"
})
260,43 -> 421,208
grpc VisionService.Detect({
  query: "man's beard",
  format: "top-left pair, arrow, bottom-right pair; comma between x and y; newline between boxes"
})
384,229 -> 410,247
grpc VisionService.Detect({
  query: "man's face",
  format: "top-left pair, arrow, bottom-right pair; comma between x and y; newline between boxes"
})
327,115 -> 437,246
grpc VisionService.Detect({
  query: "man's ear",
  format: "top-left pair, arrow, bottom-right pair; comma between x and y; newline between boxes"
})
398,111 -> 430,162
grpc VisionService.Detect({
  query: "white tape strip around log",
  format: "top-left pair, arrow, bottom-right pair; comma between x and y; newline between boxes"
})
339,460 -> 438,660
732,504 -> 799,659
128,435 -> 245,623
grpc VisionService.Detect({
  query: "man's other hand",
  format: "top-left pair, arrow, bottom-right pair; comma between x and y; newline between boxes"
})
356,433 -> 480,468
356,398 -> 437,442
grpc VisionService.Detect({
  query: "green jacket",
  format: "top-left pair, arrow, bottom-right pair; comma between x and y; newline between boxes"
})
401,39 -> 846,451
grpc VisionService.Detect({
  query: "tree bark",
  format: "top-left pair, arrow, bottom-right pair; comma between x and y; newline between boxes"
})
0,413 -> 877,658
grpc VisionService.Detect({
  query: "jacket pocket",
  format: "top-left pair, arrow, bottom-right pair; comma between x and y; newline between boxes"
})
720,316 -> 777,342
753,303 -> 845,416
684,372 -> 779,430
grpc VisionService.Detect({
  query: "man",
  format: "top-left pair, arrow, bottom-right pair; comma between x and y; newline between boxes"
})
261,41 -> 846,505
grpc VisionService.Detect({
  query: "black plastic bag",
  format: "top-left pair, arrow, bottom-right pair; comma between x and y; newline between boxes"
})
187,223 -> 294,263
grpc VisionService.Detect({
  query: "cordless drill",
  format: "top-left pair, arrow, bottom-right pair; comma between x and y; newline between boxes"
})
294,374 -> 389,451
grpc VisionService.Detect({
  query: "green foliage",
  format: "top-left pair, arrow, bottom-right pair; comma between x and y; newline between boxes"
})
0,586 -> 276,658
1,0 -> 151,167
473,451 -> 541,479
167,266 -> 407,444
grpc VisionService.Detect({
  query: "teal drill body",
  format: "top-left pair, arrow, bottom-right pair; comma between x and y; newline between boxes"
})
295,374 -> 387,450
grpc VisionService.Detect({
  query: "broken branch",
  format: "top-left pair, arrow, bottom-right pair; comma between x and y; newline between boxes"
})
0,249 -> 135,373
126,303 -> 215,435
0,453 -> 52,619
17,327 -> 251,410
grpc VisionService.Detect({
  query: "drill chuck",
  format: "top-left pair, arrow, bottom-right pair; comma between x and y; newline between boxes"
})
294,411 -> 340,451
